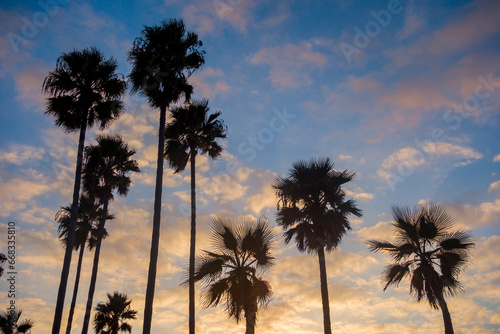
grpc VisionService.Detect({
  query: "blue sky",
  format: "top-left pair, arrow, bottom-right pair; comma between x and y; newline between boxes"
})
0,0 -> 499,333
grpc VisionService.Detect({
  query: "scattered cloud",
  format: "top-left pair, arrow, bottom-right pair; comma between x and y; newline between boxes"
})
190,67 -> 231,100
0,144 -> 45,165
250,42 -> 327,88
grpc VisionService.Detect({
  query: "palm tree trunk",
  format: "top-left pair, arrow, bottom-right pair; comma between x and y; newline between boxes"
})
317,246 -> 332,334
81,201 -> 109,334
65,243 -> 86,334
52,119 -> 87,334
189,150 -> 196,334
438,295 -> 454,334
245,304 -> 257,334
143,104 -> 167,334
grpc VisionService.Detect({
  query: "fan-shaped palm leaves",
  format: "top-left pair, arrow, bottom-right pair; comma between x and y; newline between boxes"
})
0,253 -> 6,277
80,135 -> 140,334
43,47 -> 126,333
128,19 -> 205,334
0,310 -> 34,334
193,217 -> 274,334
273,157 -> 362,334
367,204 -> 474,334
93,292 -> 137,334
56,193 -> 112,334
165,99 -> 226,331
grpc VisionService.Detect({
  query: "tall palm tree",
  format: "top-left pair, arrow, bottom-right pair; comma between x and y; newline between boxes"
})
93,292 -> 137,334
43,47 -> 126,334
273,157 -> 362,334
80,135 -> 140,334
367,204 -> 474,334
193,217 -> 274,334
128,18 -> 205,334
56,193 -> 112,334
164,99 -> 226,331
0,310 -> 34,334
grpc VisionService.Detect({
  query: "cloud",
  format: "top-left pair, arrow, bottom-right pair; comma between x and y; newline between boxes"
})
380,79 -> 450,111
494,154 -> 500,162
489,180 -> 500,194
250,42 -> 327,88
15,62 -> 50,110
354,221 -> 395,243
0,177 -> 50,216
0,144 -> 45,165
345,187 -> 374,203
182,0 -> 254,35
377,142 -> 483,184
444,200 -> 500,229
190,67 -> 231,100
388,0 -> 500,67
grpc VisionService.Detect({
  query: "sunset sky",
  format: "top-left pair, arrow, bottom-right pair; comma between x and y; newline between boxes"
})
1,0 -> 499,333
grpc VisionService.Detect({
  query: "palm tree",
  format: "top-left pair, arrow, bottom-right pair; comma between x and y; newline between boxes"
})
43,47 -> 126,334
164,99 -> 226,331
80,135 -> 140,334
93,292 -> 137,334
193,217 -> 274,334
273,157 -> 362,334
367,204 -> 474,334
0,253 -> 6,277
56,193 -> 112,334
0,310 -> 34,334
128,18 -> 205,334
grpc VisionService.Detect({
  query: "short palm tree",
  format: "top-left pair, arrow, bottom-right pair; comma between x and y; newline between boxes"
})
0,253 -> 6,277
93,292 -> 137,334
273,157 -> 362,334
56,193 -> 112,334
367,204 -> 474,334
80,135 -> 140,334
128,18 -> 205,334
164,99 -> 226,330
0,310 -> 34,334
43,47 -> 126,334
193,217 -> 274,334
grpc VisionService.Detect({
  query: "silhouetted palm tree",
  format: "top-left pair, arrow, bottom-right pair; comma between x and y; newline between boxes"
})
128,18 -> 205,334
273,157 -> 362,334
43,47 -> 126,334
93,292 -> 137,334
367,204 -> 474,334
0,310 -> 34,334
56,193 -> 112,334
0,253 -> 6,277
80,135 -> 140,334
165,99 -> 226,329
193,217 -> 274,334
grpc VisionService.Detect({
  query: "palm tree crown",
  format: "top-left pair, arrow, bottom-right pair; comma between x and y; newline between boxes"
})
273,157 -> 362,252
165,99 -> 226,172
93,292 -> 137,334
43,47 -> 126,131
83,134 -> 140,204
128,18 -> 205,108
56,193 -> 111,251
367,204 -> 474,307
193,217 -> 274,333
0,310 -> 34,334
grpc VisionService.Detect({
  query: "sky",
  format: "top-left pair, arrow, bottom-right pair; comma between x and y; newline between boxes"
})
0,0 -> 499,333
